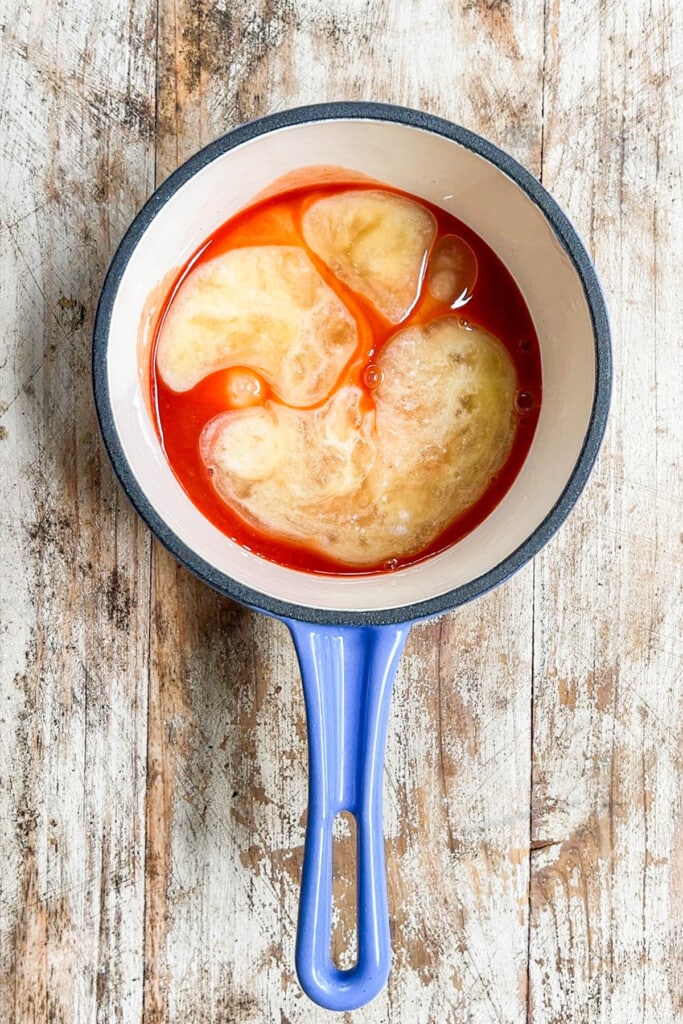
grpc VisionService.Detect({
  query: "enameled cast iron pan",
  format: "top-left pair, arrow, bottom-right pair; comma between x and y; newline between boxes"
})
93,103 -> 611,1011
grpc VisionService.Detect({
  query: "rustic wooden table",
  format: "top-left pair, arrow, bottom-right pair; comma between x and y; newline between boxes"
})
1,1 -> 681,1021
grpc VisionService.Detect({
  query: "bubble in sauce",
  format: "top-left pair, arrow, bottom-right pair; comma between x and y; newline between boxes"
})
225,367 -> 266,408
363,364 -> 383,389
515,390 -> 535,412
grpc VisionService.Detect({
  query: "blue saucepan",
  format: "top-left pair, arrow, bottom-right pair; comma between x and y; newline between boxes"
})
93,103 -> 611,1011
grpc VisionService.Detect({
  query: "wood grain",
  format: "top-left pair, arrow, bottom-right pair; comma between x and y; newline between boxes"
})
0,0 -> 680,1021
0,1 -> 156,1021
529,0 -> 683,1020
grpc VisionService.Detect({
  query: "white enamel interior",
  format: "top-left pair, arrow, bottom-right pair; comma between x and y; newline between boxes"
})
107,118 -> 596,613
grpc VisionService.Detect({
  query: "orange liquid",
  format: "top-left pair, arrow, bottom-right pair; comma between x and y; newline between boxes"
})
150,182 -> 542,575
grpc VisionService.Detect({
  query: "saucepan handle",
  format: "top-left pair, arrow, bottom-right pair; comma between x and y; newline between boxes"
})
285,620 -> 409,1011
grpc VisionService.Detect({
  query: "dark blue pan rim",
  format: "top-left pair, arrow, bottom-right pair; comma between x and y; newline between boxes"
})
92,101 -> 612,626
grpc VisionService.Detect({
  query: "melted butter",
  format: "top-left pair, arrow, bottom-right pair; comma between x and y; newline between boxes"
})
150,180 -> 542,575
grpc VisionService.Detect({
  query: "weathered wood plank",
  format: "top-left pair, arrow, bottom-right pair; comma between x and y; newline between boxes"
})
147,1 -> 544,1021
529,0 -> 683,1020
0,1 -> 156,1021
2,0 -> 680,1021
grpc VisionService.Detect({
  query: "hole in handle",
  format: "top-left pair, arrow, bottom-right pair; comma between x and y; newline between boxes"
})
331,811 -> 358,970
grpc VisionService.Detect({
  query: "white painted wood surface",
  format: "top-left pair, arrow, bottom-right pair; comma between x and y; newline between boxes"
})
0,1 -> 680,1021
